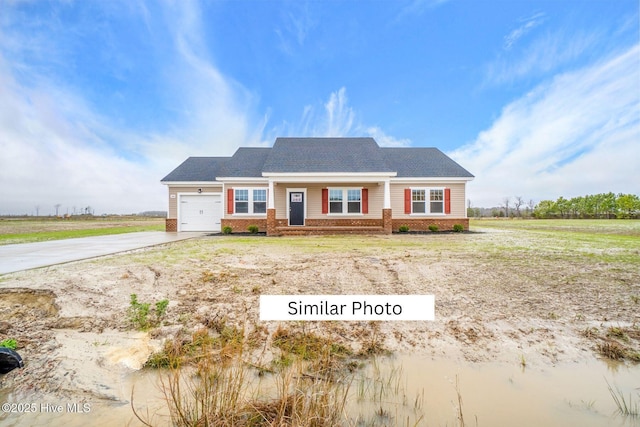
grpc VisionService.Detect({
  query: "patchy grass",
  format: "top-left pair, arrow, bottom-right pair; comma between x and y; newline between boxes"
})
471,219 -> 640,265
272,325 -> 352,361
0,217 -> 164,245
471,218 -> 640,236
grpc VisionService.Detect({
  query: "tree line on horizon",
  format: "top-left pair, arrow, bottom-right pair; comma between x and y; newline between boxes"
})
468,192 -> 640,219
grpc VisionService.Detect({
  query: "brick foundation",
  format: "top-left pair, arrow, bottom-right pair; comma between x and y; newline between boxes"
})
267,209 -> 277,236
165,218 -> 177,232
305,218 -> 383,227
382,209 -> 392,234
221,218 -> 268,233
277,226 -> 385,236
392,218 -> 469,232
216,215 -> 469,235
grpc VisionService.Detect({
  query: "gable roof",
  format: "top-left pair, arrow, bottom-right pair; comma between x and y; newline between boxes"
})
382,147 -> 474,178
161,138 -> 474,182
262,137 -> 394,173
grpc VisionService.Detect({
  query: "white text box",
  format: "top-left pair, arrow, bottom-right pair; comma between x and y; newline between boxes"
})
260,295 -> 434,321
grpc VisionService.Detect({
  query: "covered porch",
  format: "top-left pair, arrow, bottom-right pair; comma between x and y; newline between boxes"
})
264,173 -> 394,236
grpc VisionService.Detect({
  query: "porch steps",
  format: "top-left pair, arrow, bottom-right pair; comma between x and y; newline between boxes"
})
275,226 -> 386,236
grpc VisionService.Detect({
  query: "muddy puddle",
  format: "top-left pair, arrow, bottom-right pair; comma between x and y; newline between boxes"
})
0,370 -> 168,427
1,355 -> 638,426
352,355 -> 640,426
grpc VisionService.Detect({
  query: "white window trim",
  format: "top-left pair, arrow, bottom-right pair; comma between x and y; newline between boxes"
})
410,187 -> 446,216
327,187 -> 364,216
233,187 -> 268,216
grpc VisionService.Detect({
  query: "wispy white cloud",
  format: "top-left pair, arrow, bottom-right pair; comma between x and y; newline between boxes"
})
275,2 -> 316,55
0,55 -> 163,215
282,87 -> 355,137
487,29 -> 600,85
451,44 -> 640,207
503,12 -> 545,50
395,0 -> 451,22
276,87 -> 411,147
365,127 -> 411,147
324,88 -> 355,137
0,1 -> 266,214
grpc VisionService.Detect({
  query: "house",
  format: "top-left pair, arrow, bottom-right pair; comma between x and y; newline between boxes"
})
161,137 -> 474,235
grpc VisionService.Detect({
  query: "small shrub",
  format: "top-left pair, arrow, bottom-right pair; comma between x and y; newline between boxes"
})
128,294 -> 169,331
0,338 -> 17,350
398,225 -> 409,233
129,294 -> 151,330
428,224 -> 439,232
155,299 -> 169,319
247,224 -> 259,234
453,224 -> 464,232
222,226 -> 232,234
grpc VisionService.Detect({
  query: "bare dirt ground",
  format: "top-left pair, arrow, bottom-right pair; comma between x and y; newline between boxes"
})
1,225 -> 639,405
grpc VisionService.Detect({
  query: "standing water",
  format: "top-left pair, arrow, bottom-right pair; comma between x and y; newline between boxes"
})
1,356 -> 638,426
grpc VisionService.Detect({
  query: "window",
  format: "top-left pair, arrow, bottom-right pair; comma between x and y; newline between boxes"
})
412,190 -> 425,214
328,188 -> 361,214
430,189 -> 444,214
233,188 -> 267,215
253,189 -> 266,214
347,189 -> 361,213
329,189 -> 343,213
235,189 -> 249,214
410,188 -> 446,214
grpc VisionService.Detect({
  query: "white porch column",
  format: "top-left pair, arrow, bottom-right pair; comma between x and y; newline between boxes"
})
268,179 -> 275,209
383,179 -> 391,209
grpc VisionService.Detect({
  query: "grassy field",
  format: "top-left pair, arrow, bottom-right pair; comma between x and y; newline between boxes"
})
470,218 -> 640,235
0,216 -> 165,245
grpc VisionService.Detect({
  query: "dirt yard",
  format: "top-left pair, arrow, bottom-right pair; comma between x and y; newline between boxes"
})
1,221 -> 639,404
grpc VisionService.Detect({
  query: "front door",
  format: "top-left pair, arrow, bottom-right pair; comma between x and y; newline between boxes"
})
289,192 -> 304,226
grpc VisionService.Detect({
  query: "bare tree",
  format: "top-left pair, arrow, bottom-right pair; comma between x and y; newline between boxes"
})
527,199 -> 535,217
514,196 -> 524,217
502,197 -> 510,217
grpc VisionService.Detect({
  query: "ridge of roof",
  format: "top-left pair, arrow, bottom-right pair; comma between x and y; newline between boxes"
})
263,137 -> 394,173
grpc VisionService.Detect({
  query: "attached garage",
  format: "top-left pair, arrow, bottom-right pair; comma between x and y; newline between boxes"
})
179,194 -> 222,232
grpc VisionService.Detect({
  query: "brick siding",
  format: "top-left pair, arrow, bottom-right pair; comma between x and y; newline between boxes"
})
392,218 -> 469,232
165,218 -> 177,232
221,218 -> 268,233
305,218 -> 383,227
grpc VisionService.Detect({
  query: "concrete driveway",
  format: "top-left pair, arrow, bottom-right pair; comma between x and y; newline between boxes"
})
0,232 -> 204,274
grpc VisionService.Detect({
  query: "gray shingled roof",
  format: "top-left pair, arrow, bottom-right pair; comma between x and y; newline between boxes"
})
262,137 -> 394,173
161,157 -> 228,182
162,138 -> 474,182
218,147 -> 271,177
382,148 -> 473,178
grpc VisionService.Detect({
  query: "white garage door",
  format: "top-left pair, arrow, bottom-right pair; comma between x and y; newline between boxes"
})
179,194 -> 222,232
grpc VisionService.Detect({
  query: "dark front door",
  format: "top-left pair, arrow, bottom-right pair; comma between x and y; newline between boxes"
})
289,192 -> 304,226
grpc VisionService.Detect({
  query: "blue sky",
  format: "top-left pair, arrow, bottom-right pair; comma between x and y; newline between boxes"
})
1,0 -> 638,215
